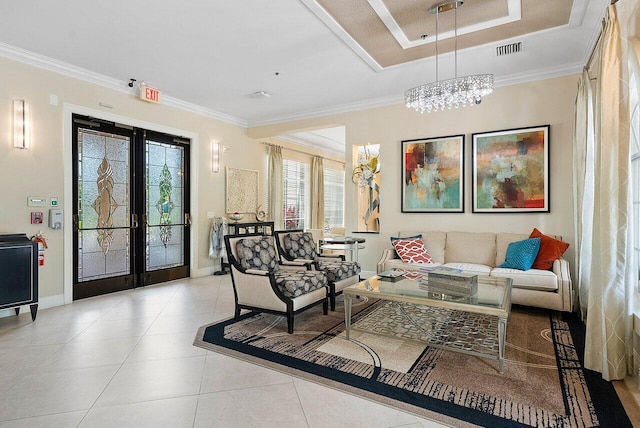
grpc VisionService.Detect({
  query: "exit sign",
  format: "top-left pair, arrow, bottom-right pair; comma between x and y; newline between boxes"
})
139,84 -> 161,104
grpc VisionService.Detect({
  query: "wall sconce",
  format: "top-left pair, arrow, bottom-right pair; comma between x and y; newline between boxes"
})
212,141 -> 220,173
13,100 -> 30,149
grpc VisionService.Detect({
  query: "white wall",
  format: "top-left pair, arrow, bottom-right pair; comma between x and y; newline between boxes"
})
249,74 -> 579,276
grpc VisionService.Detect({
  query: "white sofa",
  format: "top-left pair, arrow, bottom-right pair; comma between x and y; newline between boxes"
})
377,231 -> 573,312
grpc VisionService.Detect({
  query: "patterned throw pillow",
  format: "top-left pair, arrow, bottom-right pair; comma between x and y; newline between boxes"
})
529,228 -> 570,270
391,238 -> 433,264
283,232 -> 317,260
498,238 -> 541,271
236,237 -> 278,271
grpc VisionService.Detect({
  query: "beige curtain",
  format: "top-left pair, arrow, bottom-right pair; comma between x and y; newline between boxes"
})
310,156 -> 324,230
267,145 -> 283,229
573,70 -> 595,320
577,3 -> 634,381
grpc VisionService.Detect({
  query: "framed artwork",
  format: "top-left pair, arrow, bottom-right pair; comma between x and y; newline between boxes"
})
472,125 -> 550,213
225,167 -> 259,214
401,135 -> 464,213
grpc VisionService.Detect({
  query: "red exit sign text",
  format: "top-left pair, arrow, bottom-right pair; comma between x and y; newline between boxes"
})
140,85 -> 161,104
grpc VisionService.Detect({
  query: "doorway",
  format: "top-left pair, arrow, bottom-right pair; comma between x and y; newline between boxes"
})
72,114 -> 191,300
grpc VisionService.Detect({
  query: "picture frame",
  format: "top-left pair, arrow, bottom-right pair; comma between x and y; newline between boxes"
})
401,134 -> 464,213
472,125 -> 550,213
225,167 -> 259,214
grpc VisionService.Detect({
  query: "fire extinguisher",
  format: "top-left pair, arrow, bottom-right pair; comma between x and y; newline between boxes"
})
31,233 -> 47,266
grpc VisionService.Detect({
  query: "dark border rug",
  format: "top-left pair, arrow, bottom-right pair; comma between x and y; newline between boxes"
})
194,298 -> 634,428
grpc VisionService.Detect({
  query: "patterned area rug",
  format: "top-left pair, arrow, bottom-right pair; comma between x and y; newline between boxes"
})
194,298 -> 633,427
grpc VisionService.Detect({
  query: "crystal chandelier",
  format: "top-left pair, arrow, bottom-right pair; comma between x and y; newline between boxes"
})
405,0 -> 493,113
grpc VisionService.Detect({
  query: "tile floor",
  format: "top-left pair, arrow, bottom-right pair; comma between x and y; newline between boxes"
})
0,275 -> 450,428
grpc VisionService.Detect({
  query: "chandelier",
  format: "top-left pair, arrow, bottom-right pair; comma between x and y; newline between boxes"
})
405,0 -> 493,113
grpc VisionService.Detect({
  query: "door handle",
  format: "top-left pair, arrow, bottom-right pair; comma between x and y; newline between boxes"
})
73,214 -> 79,231
185,213 -> 191,227
131,214 -> 139,229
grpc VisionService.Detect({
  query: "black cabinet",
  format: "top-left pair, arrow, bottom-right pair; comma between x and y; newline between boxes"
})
0,234 -> 38,321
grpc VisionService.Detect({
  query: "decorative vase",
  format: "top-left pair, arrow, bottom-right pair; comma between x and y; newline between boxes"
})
229,213 -> 244,222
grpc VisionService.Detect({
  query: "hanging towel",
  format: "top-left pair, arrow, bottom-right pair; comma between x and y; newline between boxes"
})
209,217 -> 228,272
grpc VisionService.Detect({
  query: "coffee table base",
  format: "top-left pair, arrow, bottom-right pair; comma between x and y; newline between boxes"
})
345,295 -> 507,373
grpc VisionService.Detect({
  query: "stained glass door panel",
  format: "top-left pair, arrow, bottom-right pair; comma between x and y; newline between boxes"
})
74,123 -> 135,299
145,140 -> 186,271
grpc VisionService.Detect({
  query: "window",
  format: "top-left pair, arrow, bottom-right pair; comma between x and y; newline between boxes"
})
323,167 -> 345,231
283,159 -> 309,230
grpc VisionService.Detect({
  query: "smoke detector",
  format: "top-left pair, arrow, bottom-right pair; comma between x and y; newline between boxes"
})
251,90 -> 271,98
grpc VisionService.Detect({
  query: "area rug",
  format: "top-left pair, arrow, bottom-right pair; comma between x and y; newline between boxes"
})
194,298 -> 634,427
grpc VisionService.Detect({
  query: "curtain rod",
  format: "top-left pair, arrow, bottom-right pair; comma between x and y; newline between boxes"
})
261,142 -> 345,164
585,18 -> 606,73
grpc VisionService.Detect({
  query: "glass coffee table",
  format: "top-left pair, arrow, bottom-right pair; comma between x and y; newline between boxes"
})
344,274 -> 513,373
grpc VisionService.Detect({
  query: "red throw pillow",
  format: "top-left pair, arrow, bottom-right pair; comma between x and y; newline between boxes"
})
529,228 -> 569,270
391,238 -> 433,264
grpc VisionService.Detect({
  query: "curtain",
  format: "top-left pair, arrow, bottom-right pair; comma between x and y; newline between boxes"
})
310,156 -> 324,230
268,145 -> 283,229
576,3 -> 634,381
573,70 -> 595,320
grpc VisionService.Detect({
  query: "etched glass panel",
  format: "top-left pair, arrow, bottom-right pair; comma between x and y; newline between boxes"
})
77,128 -> 131,282
146,140 -> 185,271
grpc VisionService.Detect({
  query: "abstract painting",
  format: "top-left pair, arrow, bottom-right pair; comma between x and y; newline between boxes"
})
472,125 -> 550,213
401,135 -> 464,212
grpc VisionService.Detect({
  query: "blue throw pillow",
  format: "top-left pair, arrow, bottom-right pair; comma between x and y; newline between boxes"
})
499,238 -> 541,271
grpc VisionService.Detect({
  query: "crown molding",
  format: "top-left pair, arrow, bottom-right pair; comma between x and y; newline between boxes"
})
0,42 -> 247,127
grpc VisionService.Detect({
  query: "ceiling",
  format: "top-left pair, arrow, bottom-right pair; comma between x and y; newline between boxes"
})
0,1 -> 607,135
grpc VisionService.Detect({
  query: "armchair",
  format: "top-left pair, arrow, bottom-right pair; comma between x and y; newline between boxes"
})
274,230 -> 361,311
224,233 -> 329,333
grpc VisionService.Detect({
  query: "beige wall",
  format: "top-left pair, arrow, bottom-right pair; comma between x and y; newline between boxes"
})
1,52 -> 578,307
0,56 -> 262,306
249,74 -> 578,275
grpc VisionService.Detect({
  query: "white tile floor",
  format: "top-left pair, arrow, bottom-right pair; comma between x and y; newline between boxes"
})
0,275 -> 450,428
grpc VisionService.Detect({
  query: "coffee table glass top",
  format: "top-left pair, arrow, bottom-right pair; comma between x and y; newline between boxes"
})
346,274 -> 512,316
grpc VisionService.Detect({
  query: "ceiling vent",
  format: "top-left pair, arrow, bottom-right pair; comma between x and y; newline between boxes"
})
495,42 -> 522,57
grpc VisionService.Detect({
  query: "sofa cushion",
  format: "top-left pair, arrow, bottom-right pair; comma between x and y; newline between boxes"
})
392,238 -> 433,264
442,262 -> 492,274
398,231 -> 446,264
445,232 -> 496,266
236,237 -> 278,271
283,232 -> 318,260
498,238 -> 541,271
491,268 -> 558,291
529,228 -> 570,270
273,270 -> 327,298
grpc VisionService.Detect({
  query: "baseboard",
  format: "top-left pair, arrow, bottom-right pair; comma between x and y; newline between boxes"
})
0,293 -> 65,319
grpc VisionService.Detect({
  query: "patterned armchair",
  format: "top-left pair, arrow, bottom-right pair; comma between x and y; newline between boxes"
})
224,234 -> 329,333
274,230 -> 361,311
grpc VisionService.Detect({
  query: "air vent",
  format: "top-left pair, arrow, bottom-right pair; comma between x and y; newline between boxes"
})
495,42 -> 522,57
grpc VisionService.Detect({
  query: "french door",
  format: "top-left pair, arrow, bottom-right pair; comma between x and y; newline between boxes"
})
72,115 -> 190,300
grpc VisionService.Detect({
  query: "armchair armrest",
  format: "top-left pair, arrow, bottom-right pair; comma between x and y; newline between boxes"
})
245,269 -> 270,275
377,248 -> 398,273
279,262 -> 311,271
